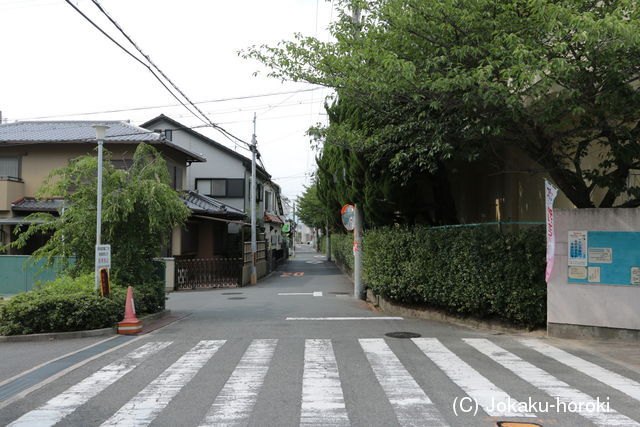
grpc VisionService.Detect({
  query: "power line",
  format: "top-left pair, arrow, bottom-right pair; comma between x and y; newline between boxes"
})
16,88 -> 323,121
89,0 -> 250,150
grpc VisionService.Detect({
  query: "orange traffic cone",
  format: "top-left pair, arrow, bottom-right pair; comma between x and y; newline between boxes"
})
117,286 -> 142,334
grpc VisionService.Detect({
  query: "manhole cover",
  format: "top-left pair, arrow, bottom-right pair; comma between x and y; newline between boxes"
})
385,332 -> 421,339
222,292 -> 243,295
329,292 -> 350,295
227,297 -> 246,300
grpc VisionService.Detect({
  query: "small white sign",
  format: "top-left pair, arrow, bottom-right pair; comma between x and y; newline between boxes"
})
568,231 -> 588,266
95,244 -> 111,269
588,266 -> 600,283
631,267 -> 640,285
588,247 -> 612,264
568,266 -> 587,280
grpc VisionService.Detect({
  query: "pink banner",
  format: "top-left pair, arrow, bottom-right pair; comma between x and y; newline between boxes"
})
545,180 -> 558,282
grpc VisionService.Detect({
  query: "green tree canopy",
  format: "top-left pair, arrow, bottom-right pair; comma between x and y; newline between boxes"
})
8,143 -> 191,285
296,183 -> 331,230
245,0 -> 640,210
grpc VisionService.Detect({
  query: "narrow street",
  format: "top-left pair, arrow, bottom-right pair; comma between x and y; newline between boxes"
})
1,245 -> 639,426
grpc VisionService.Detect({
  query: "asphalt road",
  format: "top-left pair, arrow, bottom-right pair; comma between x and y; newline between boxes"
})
1,244 -> 639,426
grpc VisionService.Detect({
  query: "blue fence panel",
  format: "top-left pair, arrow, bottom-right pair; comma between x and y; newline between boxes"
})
0,256 -> 71,295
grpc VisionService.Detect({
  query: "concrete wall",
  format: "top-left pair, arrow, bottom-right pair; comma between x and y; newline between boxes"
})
548,208 -> 640,340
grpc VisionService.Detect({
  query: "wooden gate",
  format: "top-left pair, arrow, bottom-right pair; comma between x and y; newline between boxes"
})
175,257 -> 243,290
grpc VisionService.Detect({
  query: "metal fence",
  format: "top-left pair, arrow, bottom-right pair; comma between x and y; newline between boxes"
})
175,257 -> 243,290
0,256 -> 72,295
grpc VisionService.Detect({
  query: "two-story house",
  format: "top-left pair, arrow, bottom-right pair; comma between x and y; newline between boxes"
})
141,115 -> 288,267
0,120 -> 246,260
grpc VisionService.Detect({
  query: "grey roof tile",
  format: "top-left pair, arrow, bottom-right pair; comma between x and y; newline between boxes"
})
181,190 -> 246,218
0,120 -> 162,142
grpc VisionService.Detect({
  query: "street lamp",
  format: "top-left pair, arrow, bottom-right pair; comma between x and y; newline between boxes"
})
92,124 -> 109,290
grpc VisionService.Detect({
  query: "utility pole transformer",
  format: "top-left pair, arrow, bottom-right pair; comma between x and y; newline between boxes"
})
250,113 -> 258,285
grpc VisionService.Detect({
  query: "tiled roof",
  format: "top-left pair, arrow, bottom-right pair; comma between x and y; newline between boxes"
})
264,212 -> 284,224
12,197 -> 64,212
0,121 -> 163,143
181,191 -> 246,218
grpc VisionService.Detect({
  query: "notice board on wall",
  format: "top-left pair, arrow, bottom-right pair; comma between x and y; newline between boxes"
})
567,231 -> 640,286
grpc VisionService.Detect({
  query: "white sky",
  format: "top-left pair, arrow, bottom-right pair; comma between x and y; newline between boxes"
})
0,0 -> 336,205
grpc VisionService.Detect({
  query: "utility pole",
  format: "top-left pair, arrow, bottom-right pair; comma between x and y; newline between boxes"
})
92,124 -> 109,291
292,202 -> 296,258
353,204 -> 364,299
250,113 -> 258,285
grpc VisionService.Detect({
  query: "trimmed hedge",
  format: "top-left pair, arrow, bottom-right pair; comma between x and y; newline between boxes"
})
0,275 -> 165,335
362,226 -> 546,328
330,233 -> 355,275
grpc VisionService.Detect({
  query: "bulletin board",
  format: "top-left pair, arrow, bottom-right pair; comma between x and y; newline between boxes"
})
567,231 -> 640,286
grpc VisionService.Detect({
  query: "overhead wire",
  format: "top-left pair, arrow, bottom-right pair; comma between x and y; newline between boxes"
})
88,0 -> 250,150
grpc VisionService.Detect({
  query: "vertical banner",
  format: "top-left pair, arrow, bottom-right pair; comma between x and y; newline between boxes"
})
545,180 -> 559,282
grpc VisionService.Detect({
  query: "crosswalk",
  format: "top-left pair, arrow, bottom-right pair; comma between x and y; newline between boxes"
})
5,337 -> 640,426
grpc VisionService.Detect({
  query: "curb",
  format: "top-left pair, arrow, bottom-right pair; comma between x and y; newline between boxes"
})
0,310 -> 171,343
366,290 -> 544,336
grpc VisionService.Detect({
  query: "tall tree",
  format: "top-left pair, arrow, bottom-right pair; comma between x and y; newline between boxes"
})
8,144 -> 191,285
244,0 -> 640,209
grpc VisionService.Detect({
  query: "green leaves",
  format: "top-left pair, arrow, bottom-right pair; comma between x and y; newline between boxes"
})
8,144 -> 190,286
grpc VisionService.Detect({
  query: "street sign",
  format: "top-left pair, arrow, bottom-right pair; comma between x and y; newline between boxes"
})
341,204 -> 355,231
282,223 -> 291,233
95,244 -> 111,269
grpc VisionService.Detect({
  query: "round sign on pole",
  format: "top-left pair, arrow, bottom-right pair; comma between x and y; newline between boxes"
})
341,204 -> 355,231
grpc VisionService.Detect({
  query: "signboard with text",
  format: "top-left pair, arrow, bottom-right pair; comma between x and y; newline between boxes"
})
95,244 -> 111,269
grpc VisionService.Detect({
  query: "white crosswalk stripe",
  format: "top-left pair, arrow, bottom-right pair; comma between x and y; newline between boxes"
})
518,338 -> 640,402
359,338 -> 448,427
412,338 -> 534,417
101,340 -> 225,427
465,338 -> 640,427
200,339 -> 277,426
301,339 -> 350,426
5,337 -> 640,426
8,341 -> 171,427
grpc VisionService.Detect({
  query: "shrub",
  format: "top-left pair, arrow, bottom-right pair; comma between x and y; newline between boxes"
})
35,273 -> 95,294
362,225 -> 546,328
0,291 -> 120,335
330,233 -> 354,275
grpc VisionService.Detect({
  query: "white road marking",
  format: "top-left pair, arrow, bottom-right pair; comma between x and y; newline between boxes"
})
359,339 -> 448,427
300,339 -> 350,426
8,341 -> 171,427
101,340 -> 225,426
277,292 -> 323,297
200,339 -> 277,426
465,339 -> 640,427
287,317 -> 403,321
412,338 -> 534,417
519,339 -> 640,402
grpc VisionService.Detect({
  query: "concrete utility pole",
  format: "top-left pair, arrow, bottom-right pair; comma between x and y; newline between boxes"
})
326,222 -> 331,262
92,124 -> 109,291
250,113 -> 258,285
353,204 -> 364,299
292,202 -> 296,258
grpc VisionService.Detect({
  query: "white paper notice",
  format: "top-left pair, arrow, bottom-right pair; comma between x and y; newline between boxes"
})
568,266 -> 587,280
631,267 -> 640,285
588,266 -> 600,283
588,247 -> 612,264
568,231 -> 588,266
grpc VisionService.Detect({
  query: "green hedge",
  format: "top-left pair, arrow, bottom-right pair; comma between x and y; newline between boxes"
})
362,226 -> 546,328
330,233 -> 355,275
0,274 -> 165,335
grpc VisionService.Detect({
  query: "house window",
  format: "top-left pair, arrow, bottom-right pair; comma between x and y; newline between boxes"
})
265,190 -> 272,212
164,129 -> 173,141
196,178 -> 245,198
0,156 -> 20,179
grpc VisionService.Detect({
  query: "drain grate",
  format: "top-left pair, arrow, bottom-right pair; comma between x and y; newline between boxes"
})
222,292 -> 243,295
329,292 -> 350,295
385,332 -> 421,339
227,297 -> 246,300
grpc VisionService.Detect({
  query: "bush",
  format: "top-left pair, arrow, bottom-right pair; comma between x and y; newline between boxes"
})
362,225 -> 546,328
0,291 -> 120,335
330,233 -> 354,275
0,274 -> 165,335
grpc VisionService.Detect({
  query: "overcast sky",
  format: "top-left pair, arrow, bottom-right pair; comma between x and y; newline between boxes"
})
0,0 -> 336,204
